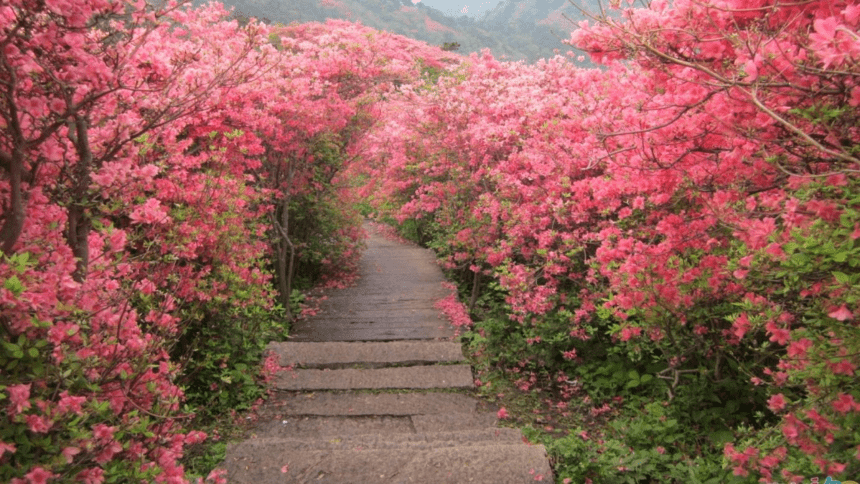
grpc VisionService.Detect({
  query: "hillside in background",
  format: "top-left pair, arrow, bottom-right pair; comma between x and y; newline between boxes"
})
219,0 -> 601,63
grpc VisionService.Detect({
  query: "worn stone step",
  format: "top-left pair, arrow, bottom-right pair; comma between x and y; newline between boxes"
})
308,308 -> 446,320
236,428 -> 524,451
287,326 -> 452,342
274,365 -> 474,391
268,341 -> 465,368
252,413 -> 502,439
253,415 -> 416,439
223,441 -> 552,484
320,294 -> 440,305
411,413 -> 499,433
258,392 -> 479,418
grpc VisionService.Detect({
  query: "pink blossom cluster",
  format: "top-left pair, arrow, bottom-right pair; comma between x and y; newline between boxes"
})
435,283 -> 474,332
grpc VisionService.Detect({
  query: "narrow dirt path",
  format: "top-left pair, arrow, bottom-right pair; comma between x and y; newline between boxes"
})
222,223 -> 553,483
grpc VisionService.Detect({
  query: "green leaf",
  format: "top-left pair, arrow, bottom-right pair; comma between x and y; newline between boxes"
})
833,252 -> 849,263
710,430 -> 735,446
790,253 -> 809,265
833,271 -> 850,284
3,275 -> 23,296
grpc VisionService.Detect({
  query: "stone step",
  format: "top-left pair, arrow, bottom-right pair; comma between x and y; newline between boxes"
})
274,365 -> 474,391
287,327 -> 452,342
223,441 -> 552,484
411,413 -> 499,433
306,308 -> 446,320
258,392 -> 479,418
253,415 -> 416,439
319,295 -> 440,306
235,428 -> 525,451
268,341 -> 465,368
252,413 -> 501,439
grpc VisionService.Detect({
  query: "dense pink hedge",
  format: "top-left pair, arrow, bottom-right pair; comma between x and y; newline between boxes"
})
360,0 -> 860,480
0,1 -> 455,481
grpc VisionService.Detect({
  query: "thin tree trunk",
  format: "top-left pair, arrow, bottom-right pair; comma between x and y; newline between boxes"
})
0,63 -> 27,256
469,268 -> 481,313
66,115 -> 93,281
275,159 -> 297,320
0,148 -> 24,255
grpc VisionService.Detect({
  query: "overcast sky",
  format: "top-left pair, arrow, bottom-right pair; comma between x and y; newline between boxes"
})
417,0 -> 504,17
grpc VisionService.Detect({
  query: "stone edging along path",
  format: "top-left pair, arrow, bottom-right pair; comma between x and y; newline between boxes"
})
221,223 -> 553,483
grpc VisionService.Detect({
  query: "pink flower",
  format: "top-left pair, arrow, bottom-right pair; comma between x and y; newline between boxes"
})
7,383 -> 31,415
806,409 -> 837,433
62,446 -> 81,463
76,467 -> 104,484
619,325 -> 642,341
205,469 -> 227,484
832,394 -> 860,414
0,441 -> 16,457
129,198 -> 170,225
185,430 -> 207,445
92,423 -> 116,441
809,17 -> 848,69
94,440 -> 122,464
24,467 -> 56,484
767,394 -> 787,413
781,414 -> 806,442
786,338 -> 813,358
497,407 -> 509,419
731,313 -> 751,340
829,359 -> 857,375
25,414 -> 52,433
827,304 -> 853,321
765,320 -> 790,345
56,391 -> 86,415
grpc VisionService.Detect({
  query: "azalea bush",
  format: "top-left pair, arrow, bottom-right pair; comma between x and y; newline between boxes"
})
0,1 -> 458,482
0,0 -> 276,481
4,0 -> 858,481
362,0 -> 860,481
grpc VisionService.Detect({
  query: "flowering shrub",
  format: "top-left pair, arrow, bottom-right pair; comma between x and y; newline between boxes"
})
0,1 -> 456,482
0,1 -> 276,481
362,0 -> 860,481
4,0 -> 858,480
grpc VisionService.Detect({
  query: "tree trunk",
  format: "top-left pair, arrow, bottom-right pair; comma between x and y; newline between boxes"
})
469,268 -> 481,313
66,115 -> 93,281
275,159 -> 297,320
0,148 -> 25,255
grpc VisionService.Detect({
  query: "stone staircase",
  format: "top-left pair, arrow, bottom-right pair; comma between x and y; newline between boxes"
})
221,340 -> 553,483
221,224 -> 553,483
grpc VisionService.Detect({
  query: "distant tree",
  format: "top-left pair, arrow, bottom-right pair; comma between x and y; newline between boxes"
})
441,41 -> 461,52
229,8 -> 251,26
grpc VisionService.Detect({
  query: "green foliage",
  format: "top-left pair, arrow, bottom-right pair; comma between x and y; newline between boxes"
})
286,190 -> 364,288
174,303 -> 285,422
546,425 -> 735,484
275,133 -> 366,291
